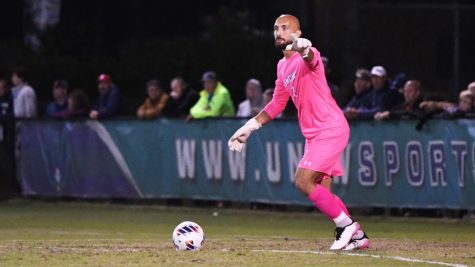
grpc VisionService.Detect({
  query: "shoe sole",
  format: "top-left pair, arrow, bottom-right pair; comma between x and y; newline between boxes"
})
343,238 -> 370,251
357,239 -> 370,250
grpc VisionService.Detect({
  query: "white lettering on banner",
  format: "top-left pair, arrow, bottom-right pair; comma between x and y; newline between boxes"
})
202,140 -> 223,180
266,142 -> 281,183
383,141 -> 399,186
255,169 -> 261,181
175,139 -> 196,179
428,141 -> 447,187
287,142 -> 303,183
451,141 -> 467,187
427,140 -> 447,186
175,137 -> 474,189
228,146 -> 246,182
406,141 -> 424,187
358,141 -> 377,186
334,144 -> 351,185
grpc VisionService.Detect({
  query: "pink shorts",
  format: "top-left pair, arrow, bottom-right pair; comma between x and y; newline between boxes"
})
298,130 -> 349,177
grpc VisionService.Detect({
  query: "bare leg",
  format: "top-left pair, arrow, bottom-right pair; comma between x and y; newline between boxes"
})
321,177 -> 332,191
294,168 -> 325,196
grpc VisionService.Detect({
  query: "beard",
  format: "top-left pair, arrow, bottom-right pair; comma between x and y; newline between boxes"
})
275,37 -> 290,50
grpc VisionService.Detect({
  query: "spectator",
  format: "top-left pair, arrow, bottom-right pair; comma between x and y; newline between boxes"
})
0,79 -> 13,118
414,92 -> 449,130
374,80 -> 425,120
11,67 -> 37,118
263,88 -> 283,118
263,88 -> 274,106
344,66 -> 399,120
45,79 -> 69,118
163,77 -> 199,118
449,90 -> 475,118
343,69 -> 372,118
390,73 -> 407,94
64,89 -> 91,118
190,71 -> 234,119
420,90 -> 475,119
236,78 -> 263,117
390,72 -> 407,104
89,74 -> 124,119
466,81 -> 475,103
137,79 -> 169,119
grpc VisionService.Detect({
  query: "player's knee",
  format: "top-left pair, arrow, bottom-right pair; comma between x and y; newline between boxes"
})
294,176 -> 313,195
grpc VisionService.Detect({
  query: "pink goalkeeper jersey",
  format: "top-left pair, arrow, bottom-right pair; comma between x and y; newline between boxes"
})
264,47 -> 349,140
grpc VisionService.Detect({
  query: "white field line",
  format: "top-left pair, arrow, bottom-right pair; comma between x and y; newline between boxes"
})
0,242 -> 470,266
1,239 -> 128,242
252,249 -> 470,267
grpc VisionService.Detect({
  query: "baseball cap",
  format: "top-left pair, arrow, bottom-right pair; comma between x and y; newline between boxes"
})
97,74 -> 112,84
370,66 -> 387,77
201,71 -> 217,82
390,73 -> 407,91
355,69 -> 371,81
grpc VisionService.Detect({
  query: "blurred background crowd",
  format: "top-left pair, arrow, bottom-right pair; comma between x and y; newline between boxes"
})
1,65 -> 474,123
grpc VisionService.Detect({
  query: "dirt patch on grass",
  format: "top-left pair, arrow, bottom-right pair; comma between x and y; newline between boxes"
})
1,238 -> 473,266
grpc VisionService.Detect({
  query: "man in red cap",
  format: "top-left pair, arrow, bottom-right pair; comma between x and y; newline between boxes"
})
89,74 -> 124,119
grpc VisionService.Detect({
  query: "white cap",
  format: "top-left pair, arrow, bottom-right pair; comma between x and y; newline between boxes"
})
370,66 -> 387,77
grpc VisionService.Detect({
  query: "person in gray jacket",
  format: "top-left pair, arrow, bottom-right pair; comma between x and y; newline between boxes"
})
11,68 -> 37,118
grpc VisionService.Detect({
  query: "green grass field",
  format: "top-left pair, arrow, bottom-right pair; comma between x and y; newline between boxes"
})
0,200 -> 473,266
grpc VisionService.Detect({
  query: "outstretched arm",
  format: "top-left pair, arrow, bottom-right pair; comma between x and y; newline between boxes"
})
254,110 -> 272,126
228,61 -> 290,152
227,110 -> 272,152
287,33 -> 314,62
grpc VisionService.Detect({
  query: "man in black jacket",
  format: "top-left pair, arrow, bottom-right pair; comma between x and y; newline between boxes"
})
374,80 -> 424,120
164,77 -> 199,118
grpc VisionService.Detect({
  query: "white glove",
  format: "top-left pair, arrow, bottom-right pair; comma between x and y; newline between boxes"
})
285,33 -> 312,58
228,118 -> 262,152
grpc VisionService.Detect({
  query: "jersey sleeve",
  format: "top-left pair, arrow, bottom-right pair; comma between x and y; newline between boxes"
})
264,73 -> 289,119
305,47 -> 320,70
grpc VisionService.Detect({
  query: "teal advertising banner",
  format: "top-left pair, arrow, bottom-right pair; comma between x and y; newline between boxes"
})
19,119 -> 475,209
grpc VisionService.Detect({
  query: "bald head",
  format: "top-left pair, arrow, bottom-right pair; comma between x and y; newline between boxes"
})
406,80 -> 421,91
403,80 -> 422,103
467,81 -> 475,95
274,14 -> 302,50
275,14 -> 301,31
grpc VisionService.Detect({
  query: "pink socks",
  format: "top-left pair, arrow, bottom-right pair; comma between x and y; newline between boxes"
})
334,195 -> 350,217
307,184 -> 357,229
308,184 -> 344,219
308,185 -> 353,227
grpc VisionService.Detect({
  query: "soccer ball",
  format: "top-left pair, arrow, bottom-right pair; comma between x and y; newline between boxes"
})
172,221 -> 205,251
